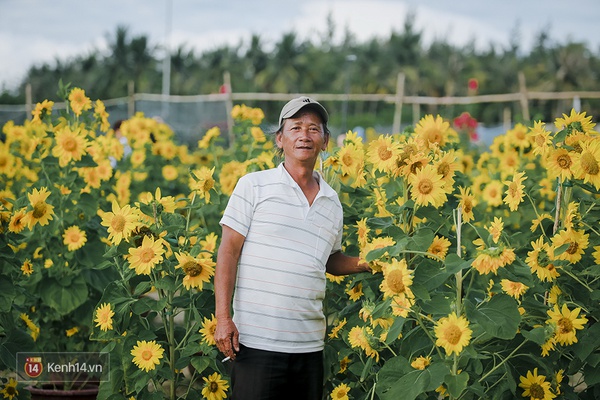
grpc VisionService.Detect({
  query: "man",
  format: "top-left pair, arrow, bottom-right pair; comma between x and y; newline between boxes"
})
214,96 -> 369,400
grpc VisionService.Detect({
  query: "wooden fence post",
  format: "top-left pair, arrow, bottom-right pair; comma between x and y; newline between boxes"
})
518,71 -> 530,121
224,71 -> 234,148
128,81 -> 135,118
392,72 -> 405,134
25,83 -> 32,120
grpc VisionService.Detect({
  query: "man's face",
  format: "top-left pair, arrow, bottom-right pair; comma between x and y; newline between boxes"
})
276,110 -> 328,164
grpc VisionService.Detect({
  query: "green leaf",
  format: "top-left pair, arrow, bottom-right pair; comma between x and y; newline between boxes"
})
444,254 -> 471,274
378,360 -> 449,400
40,275 -> 89,315
466,295 -> 521,340
445,372 -> 469,398
77,192 -> 99,216
0,279 -> 16,312
521,326 -> 548,345
385,316 -> 406,344
190,356 -> 211,375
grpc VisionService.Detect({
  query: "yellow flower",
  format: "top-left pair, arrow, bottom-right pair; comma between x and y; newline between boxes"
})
26,187 -> 55,229
0,377 -> 18,400
52,126 -> 89,167
20,313 -> 40,341
529,121 -> 553,156
500,279 -> 528,299
546,148 -> 574,182
390,294 -> 413,318
348,326 -> 379,361
199,314 -> 217,346
345,282 -> 363,301
355,218 -> 370,247
481,180 -> 504,207
68,87 -> 92,116
367,134 -> 401,174
456,186 -> 476,223
63,225 -> 87,251
408,164 -> 447,207
65,327 -> 80,337
190,166 -> 216,203
198,127 -> 221,149
434,312 -> 473,356
8,208 -> 27,233
128,235 -> 165,275
250,126 -> 266,143
592,245 -> 600,265
379,258 -> 414,300
526,237 -> 560,282
551,228 -> 588,264
219,160 -> 247,196
337,142 -> 365,177
162,164 -> 179,181
330,383 -> 351,400
414,114 -> 451,149
94,99 -> 110,132
100,201 -> 139,245
131,340 -> 165,372
31,100 -> 54,124
472,246 -> 515,275
328,318 -> 347,339
174,251 -> 215,290
507,123 -> 531,150
503,171 -> 527,211
201,372 -> 229,400
554,108 -> 596,135
21,259 -> 33,276
486,217 -> 504,244
546,304 -> 588,346
338,356 -> 351,374
530,213 -> 552,233
518,368 -> 556,400
94,303 -> 115,331
570,138 -> 600,190
411,355 -> 432,370
199,232 -> 219,254
427,235 -> 451,260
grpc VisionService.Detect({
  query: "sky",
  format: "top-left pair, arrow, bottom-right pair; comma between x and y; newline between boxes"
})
1,0 -> 599,91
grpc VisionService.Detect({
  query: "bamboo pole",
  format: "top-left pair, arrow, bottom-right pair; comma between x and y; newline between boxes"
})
518,71 -> 530,121
392,72 -> 405,134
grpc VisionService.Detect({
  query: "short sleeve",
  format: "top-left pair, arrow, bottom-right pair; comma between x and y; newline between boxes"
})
219,175 -> 255,237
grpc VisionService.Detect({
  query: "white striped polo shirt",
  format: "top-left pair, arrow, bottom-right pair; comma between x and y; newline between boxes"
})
219,163 -> 343,353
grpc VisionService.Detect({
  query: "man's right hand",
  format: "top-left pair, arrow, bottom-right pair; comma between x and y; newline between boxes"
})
214,317 -> 240,360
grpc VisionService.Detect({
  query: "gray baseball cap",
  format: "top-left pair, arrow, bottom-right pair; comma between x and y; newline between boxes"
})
278,96 -> 329,127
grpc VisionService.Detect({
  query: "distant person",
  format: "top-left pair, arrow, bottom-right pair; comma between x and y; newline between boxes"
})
214,96 -> 370,399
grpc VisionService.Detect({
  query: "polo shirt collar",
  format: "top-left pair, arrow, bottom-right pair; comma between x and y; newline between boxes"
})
277,162 -> 337,199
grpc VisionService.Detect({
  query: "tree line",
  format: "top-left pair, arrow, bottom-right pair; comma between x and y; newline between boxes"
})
2,13 -> 599,126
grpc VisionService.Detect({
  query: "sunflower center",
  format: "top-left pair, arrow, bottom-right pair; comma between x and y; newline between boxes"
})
566,241 -> 579,255
558,317 -> 574,334
140,248 -> 156,263
141,349 -> 153,361
529,383 -> 545,399
580,152 -> 599,175
342,153 -> 354,167
378,146 -> 392,161
417,179 -> 433,195
32,202 -> 48,218
387,270 -> 405,293
111,215 -> 126,232
509,182 -> 519,196
5,387 -> 16,395
210,382 -> 219,393
557,154 -> 572,169
183,260 -> 202,277
63,137 -> 78,152
202,179 -> 215,192
463,199 -> 473,214
437,162 -> 450,177
443,325 -> 463,345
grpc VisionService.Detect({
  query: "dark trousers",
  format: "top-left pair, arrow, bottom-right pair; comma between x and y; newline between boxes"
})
230,344 -> 324,400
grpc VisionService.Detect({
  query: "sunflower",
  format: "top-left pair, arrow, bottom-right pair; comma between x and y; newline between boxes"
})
486,217 -> 504,244
546,148 -> 574,182
554,108 -> 596,136
162,164 -> 179,181
408,164 -> 447,207
529,121 -> 553,156
20,313 -> 40,341
433,150 -> 458,186
94,99 -> 110,132
0,377 -> 18,400
128,236 -> 165,275
94,303 -> 115,332
411,355 -> 432,370
380,258 -> 414,299
346,282 -> 363,301
414,114 -> 451,149
328,318 -> 347,339
131,340 -> 165,372
481,180 -> 504,207
330,383 -> 351,400
52,126 -> 89,167
519,368 -> 557,400
8,208 -> 27,233
68,88 -> 92,116
198,127 -> 221,149
21,259 -> 33,276
250,126 -> 266,143
199,314 -> 217,346
593,245 -> 600,265
219,160 -> 247,196
472,246 -> 515,275
434,312 -> 473,356
174,251 -> 215,290
546,304 -> 588,346
337,142 -> 365,180
200,232 -> 219,254
456,186 -> 476,223
201,372 -> 229,400
190,166 -> 216,203
551,229 -> 588,264
530,213 -> 552,233
100,201 -> 139,245
63,225 -> 87,251
359,236 -> 396,272
355,218 -> 370,247
31,99 -> 54,124
570,138 -> 600,189
390,294 -> 414,318
503,171 -> 527,211
367,134 -> 401,174
25,187 -> 54,229
500,279 -> 529,299
348,326 -> 379,361
427,235 -> 451,260
526,237 -> 560,282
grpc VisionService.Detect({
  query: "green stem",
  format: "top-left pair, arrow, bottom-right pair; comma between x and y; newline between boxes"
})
478,340 -> 527,383
560,268 -> 593,293
414,312 -> 444,359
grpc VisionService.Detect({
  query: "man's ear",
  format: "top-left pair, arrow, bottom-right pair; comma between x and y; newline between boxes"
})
321,134 -> 329,150
275,131 -> 283,148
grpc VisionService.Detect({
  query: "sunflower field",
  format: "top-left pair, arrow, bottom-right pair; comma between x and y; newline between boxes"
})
1,84 -> 600,400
